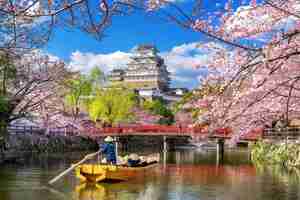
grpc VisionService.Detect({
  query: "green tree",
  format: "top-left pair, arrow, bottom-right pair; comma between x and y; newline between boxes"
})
0,96 -> 9,114
88,88 -> 137,126
0,53 -> 71,157
90,67 -> 105,90
0,55 -> 19,128
173,92 -> 194,113
64,67 -> 105,119
65,75 -> 92,119
0,55 -> 16,96
142,98 -> 174,125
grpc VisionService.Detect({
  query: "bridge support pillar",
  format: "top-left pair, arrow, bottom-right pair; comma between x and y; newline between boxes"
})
163,136 -> 168,152
248,141 -> 255,161
163,136 -> 168,167
115,136 -> 119,164
216,138 -> 224,164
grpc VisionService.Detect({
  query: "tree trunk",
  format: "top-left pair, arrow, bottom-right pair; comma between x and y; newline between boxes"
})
0,106 -> 14,163
0,121 -> 8,163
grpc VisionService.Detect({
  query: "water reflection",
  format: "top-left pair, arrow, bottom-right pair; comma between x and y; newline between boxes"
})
73,182 -> 165,200
0,149 -> 300,200
71,163 -> 299,200
74,183 -> 106,200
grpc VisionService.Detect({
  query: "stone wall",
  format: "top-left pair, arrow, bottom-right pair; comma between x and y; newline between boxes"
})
0,132 -> 98,164
6,133 -> 98,152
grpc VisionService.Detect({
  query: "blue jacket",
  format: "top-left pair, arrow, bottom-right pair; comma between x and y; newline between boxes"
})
100,142 -> 116,164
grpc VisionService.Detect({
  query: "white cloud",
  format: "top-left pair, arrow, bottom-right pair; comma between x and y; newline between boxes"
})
225,6 -> 269,32
161,42 -> 224,71
172,75 -> 194,83
69,51 -> 131,73
167,42 -> 201,56
159,43 -> 210,87
68,42 -> 214,88
225,3 -> 300,39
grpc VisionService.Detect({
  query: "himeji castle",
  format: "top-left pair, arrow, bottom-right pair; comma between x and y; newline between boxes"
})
108,45 -> 188,101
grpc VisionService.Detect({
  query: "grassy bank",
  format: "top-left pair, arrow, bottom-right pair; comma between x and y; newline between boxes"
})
251,141 -> 300,169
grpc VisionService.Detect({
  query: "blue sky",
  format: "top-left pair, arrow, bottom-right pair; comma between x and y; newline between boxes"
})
43,0 -> 255,89
45,10 -> 201,59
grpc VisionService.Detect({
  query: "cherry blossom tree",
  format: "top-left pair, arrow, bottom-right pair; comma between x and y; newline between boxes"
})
3,0 -> 300,139
145,0 -> 300,137
131,106 -> 161,125
191,1 -> 300,137
0,0 -> 139,53
0,51 -> 71,126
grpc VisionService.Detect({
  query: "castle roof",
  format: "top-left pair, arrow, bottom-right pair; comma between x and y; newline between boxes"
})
134,44 -> 157,52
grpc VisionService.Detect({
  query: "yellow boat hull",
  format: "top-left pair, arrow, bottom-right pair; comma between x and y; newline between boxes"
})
75,163 -> 158,183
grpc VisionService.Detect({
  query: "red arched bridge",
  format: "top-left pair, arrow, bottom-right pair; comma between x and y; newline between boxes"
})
8,124 -> 267,141
87,125 -> 232,139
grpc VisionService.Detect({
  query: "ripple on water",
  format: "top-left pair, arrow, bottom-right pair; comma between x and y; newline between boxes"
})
0,150 -> 300,200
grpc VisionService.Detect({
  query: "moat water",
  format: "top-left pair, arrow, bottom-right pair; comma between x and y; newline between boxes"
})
0,148 -> 299,200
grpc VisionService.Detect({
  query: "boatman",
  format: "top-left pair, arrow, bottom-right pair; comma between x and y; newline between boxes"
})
99,136 -> 117,165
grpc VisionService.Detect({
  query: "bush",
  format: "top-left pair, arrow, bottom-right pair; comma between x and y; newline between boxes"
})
251,141 -> 300,168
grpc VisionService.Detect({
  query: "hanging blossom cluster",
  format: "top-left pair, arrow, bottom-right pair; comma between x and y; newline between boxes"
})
0,50 -> 73,129
146,0 -> 166,11
131,107 -> 161,124
176,0 -> 300,138
190,0 -> 299,41
0,0 -> 140,51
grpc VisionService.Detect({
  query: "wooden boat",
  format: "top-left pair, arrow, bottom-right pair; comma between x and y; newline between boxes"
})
75,162 -> 158,182
74,154 -> 159,183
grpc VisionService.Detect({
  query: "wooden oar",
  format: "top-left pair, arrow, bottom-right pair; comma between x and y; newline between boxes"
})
48,150 -> 101,185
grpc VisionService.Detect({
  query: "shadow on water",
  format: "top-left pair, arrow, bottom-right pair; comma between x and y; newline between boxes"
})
0,148 -> 300,200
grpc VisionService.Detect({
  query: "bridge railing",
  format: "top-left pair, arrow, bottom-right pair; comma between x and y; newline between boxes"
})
4,124 -> 234,138
95,125 -> 189,135
87,125 -> 194,136
6,125 -> 80,136
263,127 -> 300,140
211,128 -> 232,139
87,125 -> 232,138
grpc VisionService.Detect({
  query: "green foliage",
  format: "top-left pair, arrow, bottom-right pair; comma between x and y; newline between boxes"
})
251,141 -> 300,168
142,98 -> 174,125
90,67 -> 104,81
157,117 -> 174,125
0,54 -> 16,95
173,92 -> 193,113
65,76 -> 92,108
89,66 -> 105,88
88,88 -> 137,125
171,91 -> 200,123
0,95 -> 9,139
142,98 -> 166,116
0,95 -> 8,113
0,55 -> 15,127
64,67 -> 105,117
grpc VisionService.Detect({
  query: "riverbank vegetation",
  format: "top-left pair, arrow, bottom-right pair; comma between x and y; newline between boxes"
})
0,53 -> 72,150
251,141 -> 300,170
151,1 -> 300,139
255,162 -> 300,184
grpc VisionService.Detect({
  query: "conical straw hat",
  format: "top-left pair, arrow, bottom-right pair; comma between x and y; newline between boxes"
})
104,136 -> 114,142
